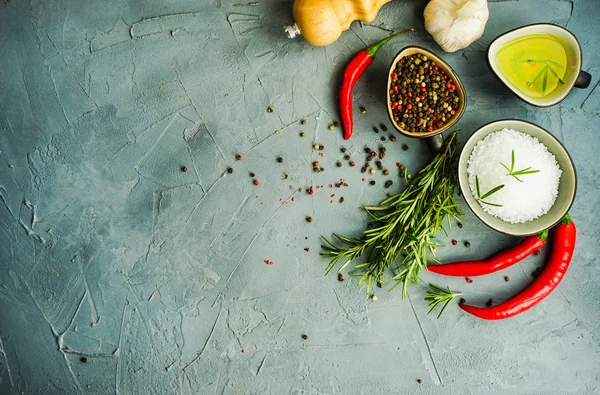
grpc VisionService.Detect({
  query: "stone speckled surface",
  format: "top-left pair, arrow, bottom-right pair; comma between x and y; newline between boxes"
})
1,0 -> 599,394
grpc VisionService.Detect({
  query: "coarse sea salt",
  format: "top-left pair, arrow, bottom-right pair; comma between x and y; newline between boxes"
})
467,128 -> 562,224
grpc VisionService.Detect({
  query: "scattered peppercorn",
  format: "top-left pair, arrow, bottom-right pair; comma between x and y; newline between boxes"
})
344,154 -> 351,160
253,179 -> 260,185
402,144 -> 409,151
504,276 -> 510,282
380,124 -> 388,132
349,161 -> 355,167
300,132 -> 305,137
300,119 -> 307,125
373,126 -> 379,133
383,169 -> 390,175
333,121 -> 340,127
371,295 -> 377,301
376,282 -> 382,288
329,124 -> 335,130
306,216 -> 313,223
417,379 -> 422,384
236,154 -> 242,160
360,106 -> 367,114
459,298 -> 466,304
312,161 -> 320,167
336,162 -> 342,167
301,334 -> 308,340
369,180 -> 376,185
364,147 -> 372,154
277,157 -> 283,163
80,357 -> 87,363
532,267 -> 542,277
313,144 -> 320,150
451,239 -> 457,246
249,172 -> 255,177
337,273 -> 344,282
267,106 -> 274,113
181,166 -> 188,172
385,180 -> 393,188
381,136 -> 387,142
319,167 -> 325,172
486,299 -> 494,307
464,241 -> 471,248
341,147 -> 347,153
339,197 -> 344,203
534,249 -> 541,256
370,169 -> 376,174
390,136 -> 397,142
227,167 -> 234,174
457,222 -> 463,228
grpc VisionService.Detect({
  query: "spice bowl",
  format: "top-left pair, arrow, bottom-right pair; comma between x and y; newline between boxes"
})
386,46 -> 466,153
458,119 -> 577,236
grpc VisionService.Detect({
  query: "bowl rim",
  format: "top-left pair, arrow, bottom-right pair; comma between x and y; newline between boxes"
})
486,22 -> 583,108
386,45 -> 467,139
458,118 -> 577,236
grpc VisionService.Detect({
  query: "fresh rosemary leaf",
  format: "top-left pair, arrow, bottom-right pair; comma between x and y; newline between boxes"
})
425,283 -> 462,319
480,184 -> 505,200
511,149 -> 515,172
541,66 -> 549,95
547,66 -> 565,84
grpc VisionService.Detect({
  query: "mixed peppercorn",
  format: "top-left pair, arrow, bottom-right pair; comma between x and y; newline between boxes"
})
389,54 -> 460,133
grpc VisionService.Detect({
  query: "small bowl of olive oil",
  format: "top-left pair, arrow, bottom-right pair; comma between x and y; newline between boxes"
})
488,23 -> 591,107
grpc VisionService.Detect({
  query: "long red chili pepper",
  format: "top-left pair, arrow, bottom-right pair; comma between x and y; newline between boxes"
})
460,215 -> 576,320
429,230 -> 548,277
339,28 -> 415,140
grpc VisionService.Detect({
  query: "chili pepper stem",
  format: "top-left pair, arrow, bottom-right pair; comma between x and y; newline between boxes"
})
366,28 -> 416,58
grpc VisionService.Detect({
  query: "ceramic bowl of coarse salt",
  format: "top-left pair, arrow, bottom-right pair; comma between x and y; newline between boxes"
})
458,119 -> 576,236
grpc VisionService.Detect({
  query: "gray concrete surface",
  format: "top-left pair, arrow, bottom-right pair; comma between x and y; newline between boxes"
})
1,0 -> 599,394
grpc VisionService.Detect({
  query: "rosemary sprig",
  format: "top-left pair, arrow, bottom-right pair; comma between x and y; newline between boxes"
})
475,175 -> 504,207
522,58 -> 565,95
321,131 -> 462,298
425,283 -> 462,318
499,149 -> 540,182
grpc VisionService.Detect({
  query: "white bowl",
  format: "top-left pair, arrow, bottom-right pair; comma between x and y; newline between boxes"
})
458,120 -> 576,236
487,23 -> 591,107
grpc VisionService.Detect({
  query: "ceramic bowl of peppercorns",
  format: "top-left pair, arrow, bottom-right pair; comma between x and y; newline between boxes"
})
387,46 -> 466,151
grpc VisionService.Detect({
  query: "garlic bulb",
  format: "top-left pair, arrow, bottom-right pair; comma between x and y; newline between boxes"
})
424,0 -> 489,53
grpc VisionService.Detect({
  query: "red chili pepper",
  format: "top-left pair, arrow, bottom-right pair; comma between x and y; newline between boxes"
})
429,230 -> 548,277
460,215 -> 576,320
339,28 -> 415,140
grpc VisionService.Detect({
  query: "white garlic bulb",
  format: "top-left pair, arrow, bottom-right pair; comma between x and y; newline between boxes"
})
424,0 -> 489,53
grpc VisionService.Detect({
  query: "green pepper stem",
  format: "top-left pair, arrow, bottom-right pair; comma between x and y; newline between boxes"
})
365,28 -> 416,58
538,229 -> 549,241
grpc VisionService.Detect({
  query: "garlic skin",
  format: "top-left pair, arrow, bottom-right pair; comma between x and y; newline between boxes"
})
424,0 -> 489,53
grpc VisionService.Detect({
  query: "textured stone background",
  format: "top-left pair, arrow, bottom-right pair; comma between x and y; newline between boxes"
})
1,0 -> 599,394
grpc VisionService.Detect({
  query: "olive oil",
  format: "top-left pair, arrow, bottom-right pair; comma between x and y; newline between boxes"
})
496,34 -> 568,98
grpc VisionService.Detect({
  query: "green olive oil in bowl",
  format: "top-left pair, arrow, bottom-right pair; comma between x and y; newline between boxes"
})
495,34 -> 567,99
488,24 -> 591,107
